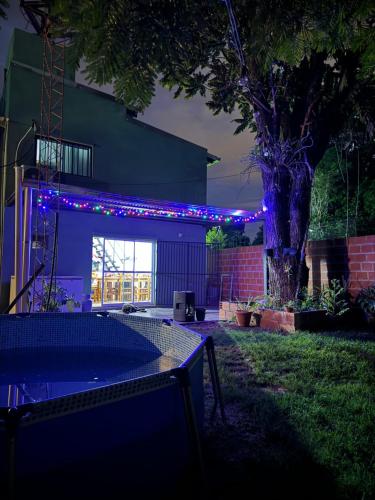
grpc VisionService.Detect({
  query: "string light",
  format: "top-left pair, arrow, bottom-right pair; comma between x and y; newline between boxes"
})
36,192 -> 266,224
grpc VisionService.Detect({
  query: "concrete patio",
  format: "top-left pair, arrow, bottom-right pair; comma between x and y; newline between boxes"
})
112,307 -> 220,322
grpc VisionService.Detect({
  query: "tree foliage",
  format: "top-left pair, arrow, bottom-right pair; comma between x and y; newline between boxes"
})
49,0 -> 375,300
51,1 -> 374,147
206,224 -> 251,248
252,225 -> 264,245
310,143 -> 375,239
225,229 -> 250,247
206,226 -> 228,249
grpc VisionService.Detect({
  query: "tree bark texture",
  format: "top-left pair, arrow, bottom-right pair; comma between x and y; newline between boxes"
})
261,155 -> 312,302
242,52 -> 357,302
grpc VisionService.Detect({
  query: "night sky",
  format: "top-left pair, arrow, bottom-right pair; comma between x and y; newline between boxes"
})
0,2 -> 263,236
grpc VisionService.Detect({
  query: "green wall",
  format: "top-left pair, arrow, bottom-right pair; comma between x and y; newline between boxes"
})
3,29 -> 208,204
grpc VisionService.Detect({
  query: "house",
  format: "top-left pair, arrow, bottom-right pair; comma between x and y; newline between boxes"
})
0,29 -> 258,312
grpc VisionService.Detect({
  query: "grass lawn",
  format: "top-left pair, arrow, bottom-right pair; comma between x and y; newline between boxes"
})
193,323 -> 375,500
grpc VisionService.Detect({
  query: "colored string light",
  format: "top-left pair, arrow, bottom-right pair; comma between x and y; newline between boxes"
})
36,192 -> 266,224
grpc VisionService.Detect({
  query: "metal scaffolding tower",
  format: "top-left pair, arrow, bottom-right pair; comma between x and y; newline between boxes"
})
20,1 -> 65,311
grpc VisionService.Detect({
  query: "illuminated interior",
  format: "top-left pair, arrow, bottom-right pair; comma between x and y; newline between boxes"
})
91,237 -> 155,307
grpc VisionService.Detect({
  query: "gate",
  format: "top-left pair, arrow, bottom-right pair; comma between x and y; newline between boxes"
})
156,241 -> 220,307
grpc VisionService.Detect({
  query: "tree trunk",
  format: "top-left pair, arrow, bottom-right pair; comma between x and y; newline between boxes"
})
261,154 -> 313,302
290,168 -> 312,297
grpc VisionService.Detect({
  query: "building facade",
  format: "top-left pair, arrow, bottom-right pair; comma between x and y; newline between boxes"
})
0,29 -> 219,311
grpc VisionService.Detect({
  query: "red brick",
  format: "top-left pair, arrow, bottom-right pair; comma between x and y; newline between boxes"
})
348,244 -> 361,254
361,262 -> 375,271
356,272 -> 368,280
349,254 -> 366,262
360,244 -> 375,254
350,236 -> 368,244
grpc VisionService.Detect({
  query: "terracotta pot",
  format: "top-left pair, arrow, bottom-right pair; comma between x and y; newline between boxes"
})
235,310 -> 252,327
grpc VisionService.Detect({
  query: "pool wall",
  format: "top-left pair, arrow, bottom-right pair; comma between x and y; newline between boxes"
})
0,312 -> 206,497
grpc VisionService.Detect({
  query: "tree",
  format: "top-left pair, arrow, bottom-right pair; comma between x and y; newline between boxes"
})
225,230 -> 250,247
206,226 -> 228,249
50,0 -> 375,300
252,225 -> 264,246
206,225 -> 250,248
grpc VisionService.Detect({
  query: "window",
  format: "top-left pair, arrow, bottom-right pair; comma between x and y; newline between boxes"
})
36,137 -> 92,177
91,237 -> 155,307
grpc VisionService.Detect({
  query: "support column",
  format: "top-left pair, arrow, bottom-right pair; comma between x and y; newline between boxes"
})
22,187 -> 32,312
14,166 -> 23,313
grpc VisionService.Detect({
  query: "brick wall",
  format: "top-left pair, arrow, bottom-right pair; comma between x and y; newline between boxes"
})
218,245 -> 264,301
307,235 -> 375,298
348,236 -> 375,295
218,235 -> 375,301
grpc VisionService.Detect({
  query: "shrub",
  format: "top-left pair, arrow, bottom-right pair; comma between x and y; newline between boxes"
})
320,279 -> 350,317
357,285 -> 375,315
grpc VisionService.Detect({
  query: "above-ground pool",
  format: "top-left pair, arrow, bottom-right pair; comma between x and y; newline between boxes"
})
0,312 -> 219,499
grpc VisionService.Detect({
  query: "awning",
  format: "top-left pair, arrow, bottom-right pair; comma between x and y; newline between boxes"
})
23,180 -> 265,225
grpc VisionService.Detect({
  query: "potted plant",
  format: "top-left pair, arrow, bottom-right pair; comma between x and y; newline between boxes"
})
36,282 -> 81,312
356,285 -> 375,326
39,282 -> 69,312
284,300 -> 295,313
250,296 -> 264,326
235,297 -> 254,327
64,294 -> 81,313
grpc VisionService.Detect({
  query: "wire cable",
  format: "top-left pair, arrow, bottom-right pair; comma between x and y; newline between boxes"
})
0,142 -> 36,170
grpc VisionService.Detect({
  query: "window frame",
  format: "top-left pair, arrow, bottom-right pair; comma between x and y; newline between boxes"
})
91,236 -> 157,308
35,136 -> 93,178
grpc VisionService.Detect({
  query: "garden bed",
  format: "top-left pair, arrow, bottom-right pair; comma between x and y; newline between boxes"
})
258,308 -> 327,332
220,301 -> 368,333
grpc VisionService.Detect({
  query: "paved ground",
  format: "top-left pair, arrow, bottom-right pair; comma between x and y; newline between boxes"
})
111,307 -> 220,321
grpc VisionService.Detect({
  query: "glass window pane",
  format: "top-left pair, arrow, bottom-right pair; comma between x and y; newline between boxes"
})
113,240 -> 124,270
69,145 -> 73,174
36,138 -> 41,163
38,139 -> 49,166
51,141 -> 59,169
124,241 -> 134,271
62,143 -> 70,174
103,272 -> 122,304
134,242 -> 152,271
81,148 -> 87,176
91,277 -> 102,307
133,273 -> 152,303
104,239 -> 123,272
56,143 -> 61,169
92,236 -> 104,306
92,236 -> 104,273
103,240 -> 113,272
122,273 -> 133,303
